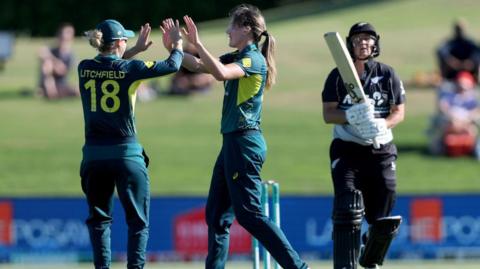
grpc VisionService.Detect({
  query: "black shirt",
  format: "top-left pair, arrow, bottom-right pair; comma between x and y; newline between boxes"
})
322,59 -> 406,145
322,59 -> 405,118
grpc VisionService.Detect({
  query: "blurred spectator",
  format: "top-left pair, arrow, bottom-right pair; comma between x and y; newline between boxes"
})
136,82 -> 159,102
168,41 -> 214,95
436,18 -> 480,82
428,71 -> 480,158
38,23 -> 78,99
0,31 -> 14,71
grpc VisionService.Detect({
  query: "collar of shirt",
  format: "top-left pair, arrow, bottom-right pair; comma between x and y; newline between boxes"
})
95,54 -> 121,62
239,43 -> 258,55
363,59 -> 377,75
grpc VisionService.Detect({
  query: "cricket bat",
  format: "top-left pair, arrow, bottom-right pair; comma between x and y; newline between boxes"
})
324,31 -> 380,149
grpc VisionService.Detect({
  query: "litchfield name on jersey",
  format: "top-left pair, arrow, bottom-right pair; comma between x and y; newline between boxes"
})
80,69 -> 126,79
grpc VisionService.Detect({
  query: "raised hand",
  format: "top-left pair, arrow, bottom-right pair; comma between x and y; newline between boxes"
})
161,18 -> 182,51
134,23 -> 153,52
182,15 -> 201,46
122,23 -> 153,59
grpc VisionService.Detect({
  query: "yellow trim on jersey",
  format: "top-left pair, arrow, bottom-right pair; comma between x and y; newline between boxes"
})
241,58 -> 252,68
128,80 -> 142,112
128,79 -> 157,112
237,74 -> 263,106
144,61 -> 155,68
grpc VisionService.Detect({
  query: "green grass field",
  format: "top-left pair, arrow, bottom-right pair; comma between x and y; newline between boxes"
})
3,260 -> 480,269
1,0 -> 480,196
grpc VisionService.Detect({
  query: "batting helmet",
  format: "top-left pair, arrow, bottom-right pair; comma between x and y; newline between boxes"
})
346,22 -> 380,58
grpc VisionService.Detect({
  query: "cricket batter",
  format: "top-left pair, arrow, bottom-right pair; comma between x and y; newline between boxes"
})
79,19 -> 183,269
181,5 -> 310,269
322,22 -> 405,269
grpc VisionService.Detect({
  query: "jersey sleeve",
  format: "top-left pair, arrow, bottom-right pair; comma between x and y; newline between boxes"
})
233,51 -> 262,77
322,68 -> 342,102
128,49 -> 184,80
390,70 -> 406,105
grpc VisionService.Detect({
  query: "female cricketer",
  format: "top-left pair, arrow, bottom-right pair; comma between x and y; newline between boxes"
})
181,5 -> 310,269
322,22 -> 405,269
79,19 -> 183,269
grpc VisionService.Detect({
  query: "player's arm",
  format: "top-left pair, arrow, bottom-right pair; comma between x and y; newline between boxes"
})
129,19 -> 185,80
182,53 -> 208,73
194,46 -> 245,80
123,47 -> 142,60
182,15 -> 245,80
123,23 -> 154,59
385,70 -> 406,128
323,102 -> 348,124
322,70 -> 356,124
133,18 -> 184,78
385,103 -> 405,129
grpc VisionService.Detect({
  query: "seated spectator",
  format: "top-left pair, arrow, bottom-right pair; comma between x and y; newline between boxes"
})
428,71 -> 480,158
38,23 -> 78,99
168,42 -> 214,96
0,31 -> 14,71
436,18 -> 480,82
136,82 -> 159,102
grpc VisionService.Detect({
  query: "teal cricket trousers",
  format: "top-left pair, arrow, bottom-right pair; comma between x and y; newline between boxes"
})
205,130 -> 308,269
80,158 -> 150,269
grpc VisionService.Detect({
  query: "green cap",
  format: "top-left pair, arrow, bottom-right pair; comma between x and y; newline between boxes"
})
96,19 -> 135,43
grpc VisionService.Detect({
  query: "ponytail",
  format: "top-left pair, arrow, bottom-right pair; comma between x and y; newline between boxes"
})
85,29 -> 115,53
260,31 -> 276,89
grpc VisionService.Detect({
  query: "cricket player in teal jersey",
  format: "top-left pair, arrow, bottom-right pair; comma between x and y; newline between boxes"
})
181,5 -> 309,269
79,19 -> 183,269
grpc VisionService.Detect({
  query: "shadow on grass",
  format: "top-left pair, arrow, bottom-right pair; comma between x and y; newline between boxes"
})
0,88 -> 35,100
396,143 -> 430,155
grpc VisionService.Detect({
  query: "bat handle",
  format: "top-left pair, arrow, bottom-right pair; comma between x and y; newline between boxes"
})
373,138 -> 380,149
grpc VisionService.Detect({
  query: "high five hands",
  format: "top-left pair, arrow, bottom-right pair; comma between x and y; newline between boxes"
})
129,17 -> 200,54
158,16 -> 202,52
134,23 -> 153,52
160,18 -> 182,51
182,15 -> 201,47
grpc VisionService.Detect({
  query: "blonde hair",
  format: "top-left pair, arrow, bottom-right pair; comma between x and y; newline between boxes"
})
85,29 -> 115,53
229,4 -> 277,89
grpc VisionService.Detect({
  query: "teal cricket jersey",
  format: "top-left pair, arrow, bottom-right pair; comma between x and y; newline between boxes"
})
219,43 -> 267,134
78,49 -> 183,161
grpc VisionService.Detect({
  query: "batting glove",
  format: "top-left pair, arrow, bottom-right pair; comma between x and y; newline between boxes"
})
356,118 -> 388,139
346,101 -> 375,126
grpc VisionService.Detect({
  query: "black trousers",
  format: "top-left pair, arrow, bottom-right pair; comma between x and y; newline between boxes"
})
329,139 -> 397,224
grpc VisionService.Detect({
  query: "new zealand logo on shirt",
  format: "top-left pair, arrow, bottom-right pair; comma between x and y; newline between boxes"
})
371,76 -> 384,84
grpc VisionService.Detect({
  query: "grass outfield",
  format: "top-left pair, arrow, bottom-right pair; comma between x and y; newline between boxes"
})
1,0 -> 480,196
3,260 -> 480,269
